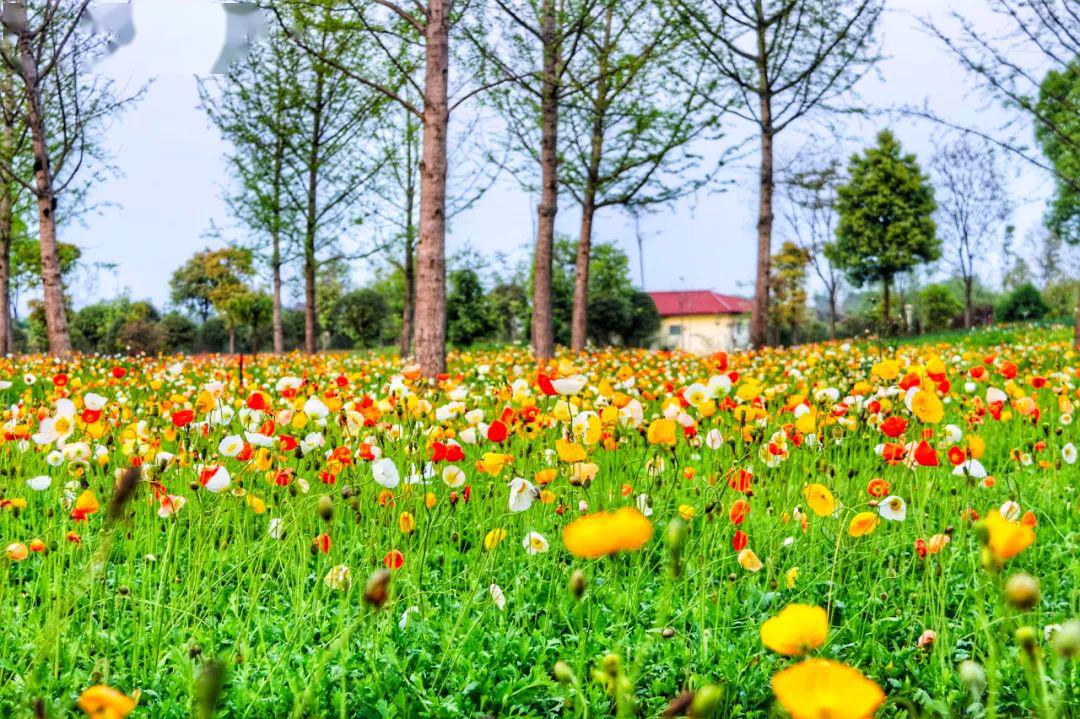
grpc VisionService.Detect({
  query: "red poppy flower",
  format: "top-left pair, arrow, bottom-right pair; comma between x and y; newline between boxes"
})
732,530 -> 748,552
81,408 -> 102,424
313,533 -> 332,554
383,549 -> 404,570
278,435 -> 298,452
53,373 -> 69,387
246,392 -> 267,411
880,416 -> 907,438
487,420 -> 508,443
913,441 -> 939,467
729,499 -> 750,525
111,366 -> 127,379
536,373 -> 557,396
171,409 -> 195,427
947,446 -> 966,466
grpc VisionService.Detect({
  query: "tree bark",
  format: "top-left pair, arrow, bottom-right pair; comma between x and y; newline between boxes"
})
0,192 -> 11,355
751,122 -> 774,349
271,137 -> 285,354
17,30 -> 69,355
399,122 -> 417,358
569,6 -> 610,354
530,0 -> 559,361
413,0 -> 450,377
302,68 -> 325,355
571,195 -> 594,352
1074,284 -> 1080,350
400,232 -> 415,357
827,286 -> 837,340
964,274 -> 973,329
882,278 -> 891,336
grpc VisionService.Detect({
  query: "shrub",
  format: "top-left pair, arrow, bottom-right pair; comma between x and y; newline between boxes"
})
998,283 -> 1050,322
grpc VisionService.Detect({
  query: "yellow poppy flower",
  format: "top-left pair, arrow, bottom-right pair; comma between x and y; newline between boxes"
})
911,389 -> 944,424
760,604 -> 828,656
981,510 -> 1035,563
848,512 -> 880,537
77,685 -> 137,719
803,484 -> 835,517
562,508 -> 652,559
646,418 -> 677,446
771,659 -> 884,719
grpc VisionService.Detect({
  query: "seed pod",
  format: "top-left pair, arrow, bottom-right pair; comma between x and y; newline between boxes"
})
363,569 -> 391,608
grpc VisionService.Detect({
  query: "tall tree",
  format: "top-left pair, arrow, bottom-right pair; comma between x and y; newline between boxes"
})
674,0 -> 883,348
560,0 -> 723,351
275,0 -> 481,376
930,137 -> 1010,328
920,1 -> 1079,201
199,25 -> 302,354
170,246 -> 255,353
1034,59 -> 1080,346
781,158 -> 844,339
768,240 -> 810,345
0,1 -> 142,355
470,0 -> 605,360
827,130 -> 939,334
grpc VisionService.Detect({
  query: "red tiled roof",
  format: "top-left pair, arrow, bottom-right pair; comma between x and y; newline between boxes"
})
647,290 -> 754,317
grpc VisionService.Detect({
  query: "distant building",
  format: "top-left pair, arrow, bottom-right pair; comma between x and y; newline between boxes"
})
647,290 -> 754,354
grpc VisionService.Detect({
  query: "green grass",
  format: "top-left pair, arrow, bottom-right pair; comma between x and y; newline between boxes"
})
0,329 -> 1078,718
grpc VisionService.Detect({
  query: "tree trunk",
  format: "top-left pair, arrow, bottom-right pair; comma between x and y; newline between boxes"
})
400,233 -> 415,357
228,326 -> 236,355
569,6 -> 609,354
749,26 -> 773,350
0,37 -> 13,356
271,137 -> 285,354
271,233 -> 284,354
399,125 -> 417,358
751,123 -> 774,349
882,278 -> 891,336
413,0 -> 450,377
530,0 -> 559,361
827,286 -> 837,340
571,196 -> 595,352
17,31 -> 69,355
964,275 -> 973,329
1074,284 -> 1080,350
303,69 -> 325,355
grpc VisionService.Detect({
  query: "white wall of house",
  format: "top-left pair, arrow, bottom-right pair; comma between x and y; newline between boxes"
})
654,314 -> 751,353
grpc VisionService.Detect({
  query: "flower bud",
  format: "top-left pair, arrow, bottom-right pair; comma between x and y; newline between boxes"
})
363,569 -> 390,608
569,569 -> 587,600
688,684 -> 723,718
1051,619 -> 1080,659
957,660 -> 986,698
552,661 -> 575,685
1004,572 -> 1040,610
317,495 -> 334,522
1015,625 -> 1039,657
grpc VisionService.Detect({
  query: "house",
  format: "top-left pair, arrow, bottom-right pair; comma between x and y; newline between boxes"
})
647,290 -> 754,354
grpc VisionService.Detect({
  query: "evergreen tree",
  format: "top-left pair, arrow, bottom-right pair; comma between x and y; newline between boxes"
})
827,131 -> 939,334
446,269 -> 495,347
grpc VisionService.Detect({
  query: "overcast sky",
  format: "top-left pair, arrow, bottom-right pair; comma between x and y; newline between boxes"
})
63,0 -> 1055,311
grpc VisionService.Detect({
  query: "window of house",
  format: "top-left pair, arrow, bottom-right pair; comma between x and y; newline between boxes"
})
668,324 -> 682,336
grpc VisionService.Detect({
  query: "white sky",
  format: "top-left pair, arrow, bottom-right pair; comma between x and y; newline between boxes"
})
63,0 -> 1055,310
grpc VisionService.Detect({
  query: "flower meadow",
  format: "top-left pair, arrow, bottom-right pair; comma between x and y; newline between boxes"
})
1,329 -> 1079,718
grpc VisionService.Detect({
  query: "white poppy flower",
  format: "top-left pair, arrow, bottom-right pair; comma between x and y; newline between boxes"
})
372,458 -> 400,489
26,475 -> 52,491
218,435 -> 244,458
267,517 -> 286,539
999,501 -> 1021,522
399,605 -> 419,628
442,465 -> 466,488
83,393 -> 108,411
202,466 -> 231,493
303,397 -> 330,421
244,432 -> 275,448
1063,443 -> 1077,465
158,495 -> 187,518
551,375 -> 587,396
953,459 -> 987,479
522,531 -> 549,554
635,493 -> 653,517
878,495 -> 907,521
489,583 -> 506,610
508,477 -> 536,513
